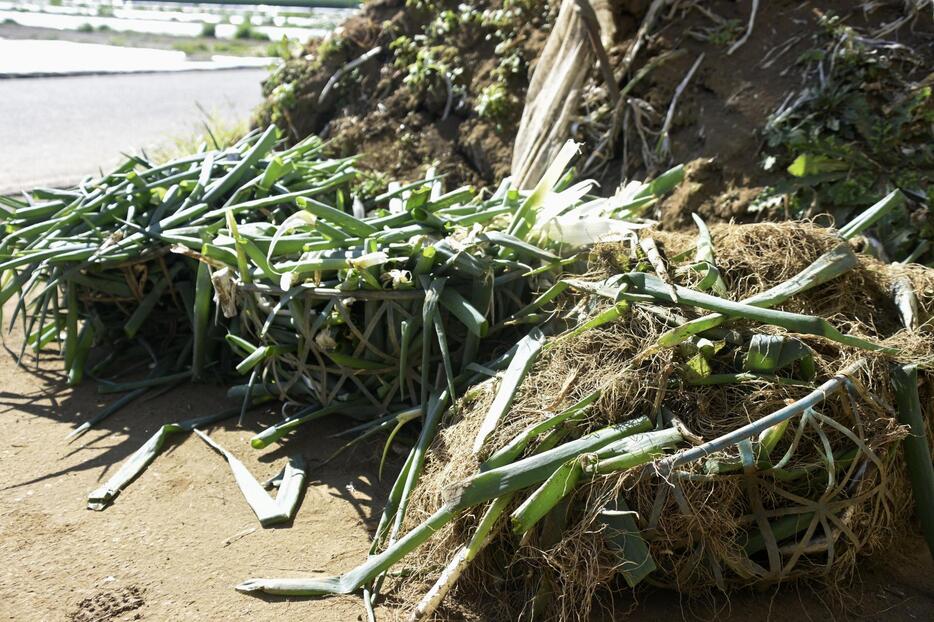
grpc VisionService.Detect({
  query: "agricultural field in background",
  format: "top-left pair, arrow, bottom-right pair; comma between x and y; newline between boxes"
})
0,0 -> 356,58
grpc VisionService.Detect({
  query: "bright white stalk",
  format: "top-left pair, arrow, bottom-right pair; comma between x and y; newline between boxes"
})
541,216 -> 648,246
349,251 -> 390,270
267,211 -> 317,262
507,140 -> 581,239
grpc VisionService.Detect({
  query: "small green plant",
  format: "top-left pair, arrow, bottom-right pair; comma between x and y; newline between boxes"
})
352,169 -> 391,199
388,0 -> 536,126
315,34 -> 348,67
266,81 -> 296,124
266,36 -> 302,61
96,4 -> 114,18
200,22 -> 216,38
77,23 -> 94,33
173,41 -> 210,57
235,21 -> 269,41
405,0 -> 443,11
150,111 -> 248,163
706,19 -> 743,45
391,35 -> 464,103
476,82 -> 518,125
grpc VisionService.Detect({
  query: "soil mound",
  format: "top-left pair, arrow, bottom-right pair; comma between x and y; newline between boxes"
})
258,0 -> 933,261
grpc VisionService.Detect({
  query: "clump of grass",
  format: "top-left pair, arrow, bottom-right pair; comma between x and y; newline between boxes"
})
235,20 -> 269,41
475,82 -> 520,127
314,33 -> 348,67
150,111 -> 248,163
172,40 -> 210,57
173,38 -> 270,59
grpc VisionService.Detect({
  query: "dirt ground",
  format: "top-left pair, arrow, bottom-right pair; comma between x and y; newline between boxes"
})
0,323 -> 932,622
0,323 -> 388,622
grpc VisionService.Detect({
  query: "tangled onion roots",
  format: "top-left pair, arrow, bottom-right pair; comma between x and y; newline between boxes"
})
394,222 -> 934,621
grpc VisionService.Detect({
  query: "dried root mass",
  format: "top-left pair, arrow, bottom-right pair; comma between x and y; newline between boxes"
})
396,222 -> 934,621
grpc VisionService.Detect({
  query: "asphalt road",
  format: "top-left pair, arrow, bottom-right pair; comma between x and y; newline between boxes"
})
0,68 -> 267,194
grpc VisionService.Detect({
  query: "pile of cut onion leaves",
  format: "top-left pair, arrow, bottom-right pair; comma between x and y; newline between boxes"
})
0,129 -> 679,506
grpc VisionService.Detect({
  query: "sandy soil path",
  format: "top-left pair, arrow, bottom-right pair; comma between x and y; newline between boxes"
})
0,325 -> 389,621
